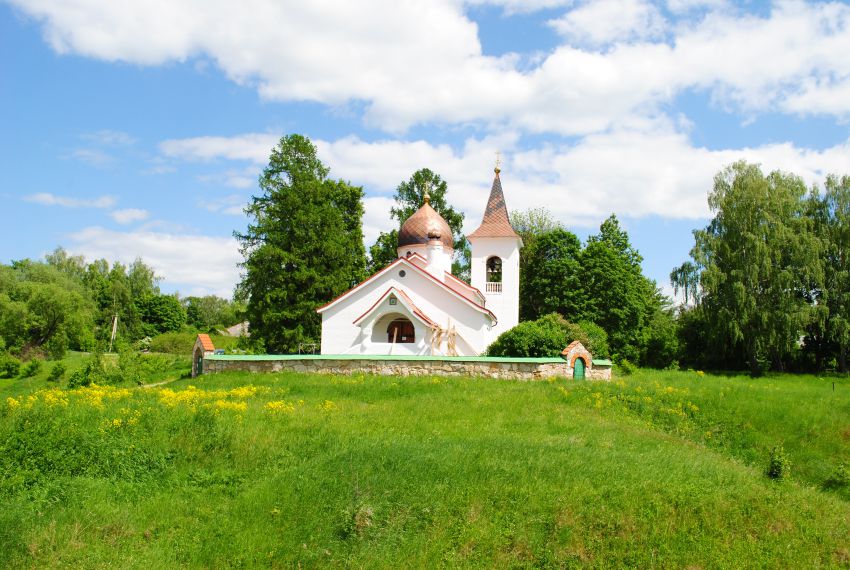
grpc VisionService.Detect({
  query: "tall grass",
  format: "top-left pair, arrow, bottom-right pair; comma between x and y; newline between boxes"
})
0,368 -> 848,567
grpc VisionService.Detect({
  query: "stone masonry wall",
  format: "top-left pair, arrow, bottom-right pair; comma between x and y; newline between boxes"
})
202,357 -> 611,381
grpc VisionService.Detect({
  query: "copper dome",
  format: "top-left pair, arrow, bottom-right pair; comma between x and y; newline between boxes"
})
398,197 -> 454,250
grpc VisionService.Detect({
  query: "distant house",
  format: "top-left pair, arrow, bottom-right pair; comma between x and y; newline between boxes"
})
317,167 -> 521,356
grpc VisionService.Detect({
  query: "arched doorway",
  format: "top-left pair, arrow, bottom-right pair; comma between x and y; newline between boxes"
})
192,346 -> 204,377
573,357 -> 586,380
387,317 -> 415,343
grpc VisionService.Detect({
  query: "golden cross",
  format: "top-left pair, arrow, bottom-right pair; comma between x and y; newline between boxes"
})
495,151 -> 502,173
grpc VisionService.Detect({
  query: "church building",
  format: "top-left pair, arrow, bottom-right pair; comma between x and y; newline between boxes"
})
317,167 -> 522,356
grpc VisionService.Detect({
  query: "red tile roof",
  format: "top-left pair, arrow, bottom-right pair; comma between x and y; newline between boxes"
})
197,334 -> 215,351
468,171 -> 520,239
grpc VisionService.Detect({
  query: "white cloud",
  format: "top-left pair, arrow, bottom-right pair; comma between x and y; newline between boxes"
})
160,133 -> 279,164
66,226 -> 241,297
110,208 -> 149,224
159,130 -> 850,235
69,148 -> 113,166
549,0 -> 667,46
24,192 -> 116,208
81,129 -> 136,146
11,0 -> 850,133
199,194 -> 247,216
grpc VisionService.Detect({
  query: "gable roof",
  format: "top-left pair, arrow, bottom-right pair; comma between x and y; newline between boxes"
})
352,286 -> 437,328
468,171 -> 520,239
196,334 -> 215,351
316,256 -> 496,323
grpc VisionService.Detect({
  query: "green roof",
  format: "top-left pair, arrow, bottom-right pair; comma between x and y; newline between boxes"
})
592,359 -> 613,366
205,354 -> 566,364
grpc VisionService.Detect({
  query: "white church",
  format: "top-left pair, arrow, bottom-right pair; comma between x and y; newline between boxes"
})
317,167 -> 521,356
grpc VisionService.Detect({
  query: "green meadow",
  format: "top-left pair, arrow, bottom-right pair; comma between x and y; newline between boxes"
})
1,359 -> 848,568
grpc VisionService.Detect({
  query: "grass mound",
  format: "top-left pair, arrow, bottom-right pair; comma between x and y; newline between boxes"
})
0,368 -> 848,567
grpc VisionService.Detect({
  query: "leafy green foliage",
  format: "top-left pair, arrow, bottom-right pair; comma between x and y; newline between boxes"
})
236,134 -> 366,353
19,359 -> 42,378
487,314 -> 609,358
184,295 -> 244,331
486,314 -> 572,357
46,362 -> 66,382
766,445 -> 792,480
519,228 -> 583,321
0,354 -> 21,378
137,294 -> 186,336
691,162 -> 823,374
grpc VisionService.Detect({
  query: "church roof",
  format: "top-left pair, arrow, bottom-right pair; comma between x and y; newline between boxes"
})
398,196 -> 454,249
352,287 -> 437,328
467,171 -> 520,239
316,256 -> 496,323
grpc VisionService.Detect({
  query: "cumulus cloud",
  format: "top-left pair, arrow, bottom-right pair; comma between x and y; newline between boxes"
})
110,208 -> 149,224
549,0 -> 667,47
66,226 -> 241,297
24,192 -> 116,208
10,0 -> 850,134
159,130 -> 850,236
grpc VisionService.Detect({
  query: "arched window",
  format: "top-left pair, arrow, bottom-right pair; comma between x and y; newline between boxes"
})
486,257 -> 503,293
387,318 -> 415,343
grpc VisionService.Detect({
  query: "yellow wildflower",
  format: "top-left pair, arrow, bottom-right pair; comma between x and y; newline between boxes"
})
320,400 -> 337,411
265,400 -> 296,414
6,396 -> 20,410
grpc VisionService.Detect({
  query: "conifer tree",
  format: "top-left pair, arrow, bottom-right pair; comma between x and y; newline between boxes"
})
236,135 -> 366,353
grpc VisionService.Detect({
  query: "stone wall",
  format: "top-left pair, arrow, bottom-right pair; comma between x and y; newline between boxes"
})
202,356 -> 611,381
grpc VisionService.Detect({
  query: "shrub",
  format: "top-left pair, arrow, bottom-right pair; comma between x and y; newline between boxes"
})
46,362 -> 66,382
487,314 -> 569,357
0,354 -> 21,378
487,314 -> 612,359
618,359 -> 637,375
67,353 -> 109,388
766,445 -> 791,480
823,462 -> 849,491
19,358 -> 43,378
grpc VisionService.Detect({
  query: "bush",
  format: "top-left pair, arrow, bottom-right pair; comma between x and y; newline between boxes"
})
487,314 -> 570,357
766,445 -> 791,480
19,358 -> 43,378
116,349 -> 171,385
46,362 -> 66,382
487,314 -> 611,359
0,354 -> 21,378
67,353 -> 109,388
823,462 -> 849,491
618,359 -> 637,375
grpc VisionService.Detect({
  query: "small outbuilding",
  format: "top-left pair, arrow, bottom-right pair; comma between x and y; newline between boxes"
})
192,334 -> 216,378
562,341 -> 612,380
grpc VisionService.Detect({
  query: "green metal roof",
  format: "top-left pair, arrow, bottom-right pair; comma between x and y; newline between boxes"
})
592,359 -> 613,366
205,353 -> 566,364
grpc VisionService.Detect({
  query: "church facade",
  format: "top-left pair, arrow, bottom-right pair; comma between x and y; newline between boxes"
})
317,168 -> 522,356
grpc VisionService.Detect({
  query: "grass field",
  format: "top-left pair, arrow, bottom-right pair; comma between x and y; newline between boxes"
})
1,360 -> 848,568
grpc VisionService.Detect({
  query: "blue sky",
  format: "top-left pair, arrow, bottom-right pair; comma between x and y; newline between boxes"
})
2,0 -> 850,298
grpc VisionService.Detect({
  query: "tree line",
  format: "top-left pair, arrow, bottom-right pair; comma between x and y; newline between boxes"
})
0,248 -> 245,359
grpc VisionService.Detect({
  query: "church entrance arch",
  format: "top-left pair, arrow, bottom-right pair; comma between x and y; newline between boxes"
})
371,313 -> 417,344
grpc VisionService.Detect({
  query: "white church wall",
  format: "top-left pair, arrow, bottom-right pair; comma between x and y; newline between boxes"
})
319,260 -> 494,356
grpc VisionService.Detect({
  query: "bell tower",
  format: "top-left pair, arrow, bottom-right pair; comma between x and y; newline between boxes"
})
467,163 -> 522,344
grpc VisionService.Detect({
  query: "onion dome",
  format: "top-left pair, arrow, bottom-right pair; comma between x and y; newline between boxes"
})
398,194 -> 454,250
